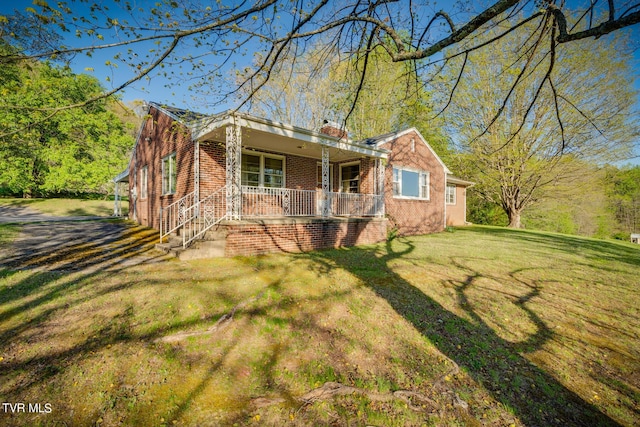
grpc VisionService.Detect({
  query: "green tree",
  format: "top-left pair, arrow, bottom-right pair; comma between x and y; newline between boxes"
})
607,165 -> 640,235
238,46 -> 339,133
329,45 -> 448,151
442,26 -> 639,228
242,44 -> 449,157
521,164 -> 615,237
0,43 -> 134,197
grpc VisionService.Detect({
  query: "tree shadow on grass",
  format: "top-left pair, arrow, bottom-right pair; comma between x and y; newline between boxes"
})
306,237 -> 620,426
0,247 -> 362,425
0,261 -> 280,427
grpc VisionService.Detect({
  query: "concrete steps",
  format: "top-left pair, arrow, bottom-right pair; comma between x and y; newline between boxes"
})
156,227 -> 227,260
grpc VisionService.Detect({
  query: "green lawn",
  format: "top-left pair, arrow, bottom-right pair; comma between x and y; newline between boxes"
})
0,197 -> 128,217
0,225 -> 638,426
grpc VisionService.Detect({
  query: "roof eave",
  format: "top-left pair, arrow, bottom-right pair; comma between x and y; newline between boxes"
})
447,175 -> 475,187
113,169 -> 129,183
192,112 -> 388,159
370,128 -> 450,172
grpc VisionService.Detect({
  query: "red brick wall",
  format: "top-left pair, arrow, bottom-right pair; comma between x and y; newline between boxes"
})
285,154 -> 317,189
198,146 -> 344,196
320,123 -> 348,139
199,141 -> 226,196
380,131 -> 446,235
129,106 -> 195,229
224,218 -> 387,256
359,157 -> 375,194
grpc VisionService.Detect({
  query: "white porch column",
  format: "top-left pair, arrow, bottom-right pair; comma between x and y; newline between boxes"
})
113,182 -> 120,216
321,146 -> 330,217
194,138 -> 200,205
377,158 -> 385,217
226,123 -> 242,220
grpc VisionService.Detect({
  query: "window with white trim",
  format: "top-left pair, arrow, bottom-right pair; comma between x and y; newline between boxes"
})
241,152 -> 284,188
140,166 -> 148,199
446,183 -> 456,204
340,163 -> 360,193
392,167 -> 429,199
161,153 -> 177,195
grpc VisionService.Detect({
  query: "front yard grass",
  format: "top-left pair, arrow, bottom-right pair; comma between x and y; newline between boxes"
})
0,226 -> 638,426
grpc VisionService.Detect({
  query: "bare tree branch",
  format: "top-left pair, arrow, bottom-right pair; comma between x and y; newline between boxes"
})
548,78 -> 565,152
433,52 -> 467,119
344,28 -> 378,128
550,5 -> 640,42
1,0 -> 638,139
474,14 -> 552,146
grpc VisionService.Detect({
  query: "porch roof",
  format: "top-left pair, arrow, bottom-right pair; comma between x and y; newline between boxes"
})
113,169 -> 129,183
190,111 -> 388,162
446,175 -> 474,187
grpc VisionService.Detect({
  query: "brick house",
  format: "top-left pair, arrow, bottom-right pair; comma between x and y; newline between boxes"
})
114,102 -> 472,257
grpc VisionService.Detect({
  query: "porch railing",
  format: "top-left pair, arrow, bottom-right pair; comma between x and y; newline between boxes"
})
160,186 -> 384,248
181,185 -> 228,248
328,192 -> 384,217
241,186 -> 318,217
159,190 -> 197,242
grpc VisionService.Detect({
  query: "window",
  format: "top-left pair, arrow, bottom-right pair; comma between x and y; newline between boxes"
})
316,163 -> 334,189
446,184 -> 456,205
392,167 -> 429,199
140,166 -> 148,199
263,157 -> 284,188
241,152 -> 284,188
392,168 -> 400,195
241,154 -> 260,187
340,163 -> 360,193
162,153 -> 177,195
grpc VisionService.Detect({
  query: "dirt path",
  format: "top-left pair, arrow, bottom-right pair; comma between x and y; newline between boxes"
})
0,218 -> 168,273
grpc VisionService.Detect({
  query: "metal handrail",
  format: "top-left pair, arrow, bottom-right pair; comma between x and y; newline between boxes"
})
159,190 -> 197,242
182,185 -> 228,248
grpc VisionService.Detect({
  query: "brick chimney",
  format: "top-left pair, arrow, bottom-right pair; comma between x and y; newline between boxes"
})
320,120 -> 348,140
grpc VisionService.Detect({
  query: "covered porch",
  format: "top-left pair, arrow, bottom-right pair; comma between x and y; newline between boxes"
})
112,169 -> 129,217
161,113 -> 389,248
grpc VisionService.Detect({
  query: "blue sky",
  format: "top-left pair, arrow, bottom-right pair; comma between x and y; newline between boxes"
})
2,0 -> 639,163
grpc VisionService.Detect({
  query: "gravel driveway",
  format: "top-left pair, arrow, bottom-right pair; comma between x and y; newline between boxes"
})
0,204 -> 105,224
0,206 -> 166,272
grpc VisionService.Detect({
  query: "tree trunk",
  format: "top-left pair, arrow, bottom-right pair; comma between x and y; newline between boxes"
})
507,209 -> 522,228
